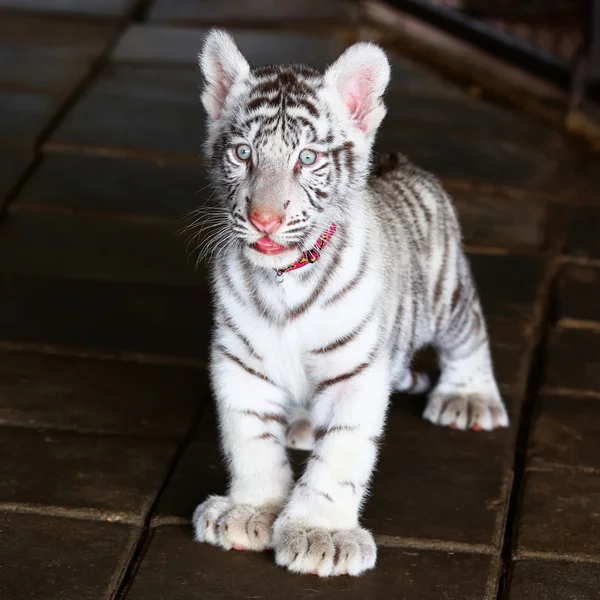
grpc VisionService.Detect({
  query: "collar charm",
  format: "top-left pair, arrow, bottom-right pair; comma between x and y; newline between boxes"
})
275,224 -> 337,283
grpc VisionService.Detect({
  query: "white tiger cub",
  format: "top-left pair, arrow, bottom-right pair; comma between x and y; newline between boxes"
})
192,30 -> 509,577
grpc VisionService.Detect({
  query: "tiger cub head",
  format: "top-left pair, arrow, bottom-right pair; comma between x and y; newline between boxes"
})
198,29 -> 390,269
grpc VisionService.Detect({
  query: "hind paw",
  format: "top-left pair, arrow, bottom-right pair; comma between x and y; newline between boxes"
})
423,393 -> 509,431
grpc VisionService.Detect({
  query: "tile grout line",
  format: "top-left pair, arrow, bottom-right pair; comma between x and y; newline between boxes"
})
494,201 -> 573,599
554,317 -> 600,333
526,462 -> 600,477
0,502 -> 142,526
373,534 -> 494,555
514,549 -> 600,566
539,386 -> 600,400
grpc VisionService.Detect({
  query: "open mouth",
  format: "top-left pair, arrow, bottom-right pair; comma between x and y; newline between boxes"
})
252,237 -> 288,255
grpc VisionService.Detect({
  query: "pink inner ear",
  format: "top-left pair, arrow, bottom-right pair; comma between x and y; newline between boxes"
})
340,68 -> 375,133
210,63 -> 233,119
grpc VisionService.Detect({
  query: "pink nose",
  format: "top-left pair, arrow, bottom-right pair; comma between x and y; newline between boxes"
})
249,211 -> 283,234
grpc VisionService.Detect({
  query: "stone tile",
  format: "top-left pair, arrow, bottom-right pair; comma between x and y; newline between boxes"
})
485,314 -> 536,350
14,153 -> 210,216
376,129 -> 558,189
558,264 -> 600,323
508,559 -> 600,600
0,15 -> 114,91
51,65 -> 204,156
491,342 -> 530,394
148,0 -> 356,23
0,275 -> 211,359
0,90 -> 56,144
529,394 -> 600,471
113,25 -> 341,70
0,349 -> 207,438
0,211 -> 200,287
469,254 -> 543,348
455,192 -> 546,248
516,469 -> 600,559
565,205 -> 600,259
153,437 -> 225,525
574,156 -> 600,206
0,0 -> 137,17
0,145 -> 32,207
544,328 -> 600,392
363,399 -> 513,547
153,408 -> 225,524
470,254 -> 542,318
0,426 -> 176,522
0,512 -> 137,600
128,525 -> 496,600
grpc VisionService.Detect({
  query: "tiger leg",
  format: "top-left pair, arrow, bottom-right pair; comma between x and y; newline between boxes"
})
424,261 -> 508,431
392,369 -> 431,395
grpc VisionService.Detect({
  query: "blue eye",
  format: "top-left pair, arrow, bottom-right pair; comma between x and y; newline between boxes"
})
299,149 -> 318,166
235,144 -> 252,161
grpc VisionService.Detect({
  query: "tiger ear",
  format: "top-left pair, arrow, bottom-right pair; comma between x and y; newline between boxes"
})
325,42 -> 390,136
199,29 -> 250,121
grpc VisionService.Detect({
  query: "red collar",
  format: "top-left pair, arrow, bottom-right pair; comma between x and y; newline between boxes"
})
275,224 -> 337,283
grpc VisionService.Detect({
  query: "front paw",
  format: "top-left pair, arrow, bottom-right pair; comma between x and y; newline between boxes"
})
272,518 -> 377,577
193,495 -> 280,551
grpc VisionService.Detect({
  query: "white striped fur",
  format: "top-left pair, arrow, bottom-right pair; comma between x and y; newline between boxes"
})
192,30 -> 508,577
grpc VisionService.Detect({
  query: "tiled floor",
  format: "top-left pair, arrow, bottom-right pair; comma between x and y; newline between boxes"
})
0,1 -> 599,599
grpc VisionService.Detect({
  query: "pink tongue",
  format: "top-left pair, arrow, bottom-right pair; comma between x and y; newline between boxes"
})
255,237 -> 286,253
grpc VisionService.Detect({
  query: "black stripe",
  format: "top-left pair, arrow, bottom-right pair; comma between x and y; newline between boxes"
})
314,361 -> 370,395
240,409 -> 286,425
253,432 -> 281,442
433,221 -> 450,322
286,229 -> 348,320
323,251 -> 368,307
239,252 -> 281,324
217,262 -> 246,308
217,310 -> 262,360
339,480 -> 357,494
310,308 -> 374,354
313,424 -> 359,441
216,344 -> 278,387
389,298 -> 406,360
